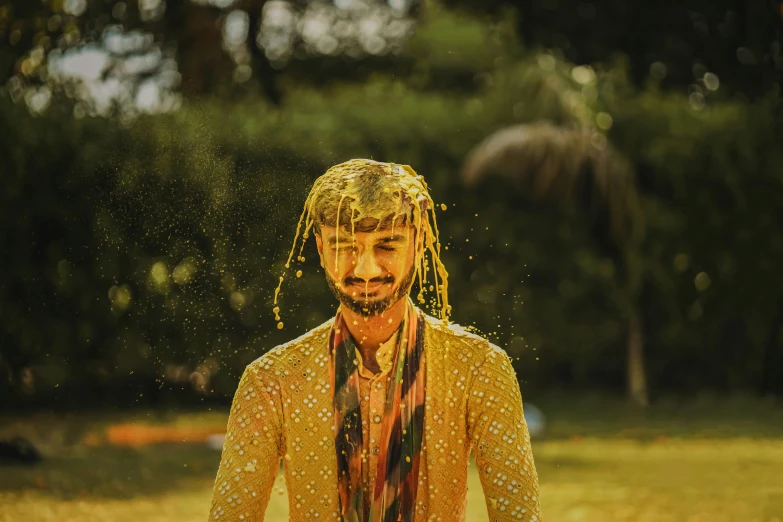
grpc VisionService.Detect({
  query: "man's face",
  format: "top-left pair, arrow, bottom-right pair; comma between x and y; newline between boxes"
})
315,223 -> 419,317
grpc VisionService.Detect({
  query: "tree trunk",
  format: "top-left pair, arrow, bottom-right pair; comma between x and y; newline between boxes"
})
760,295 -> 783,395
627,310 -> 649,406
164,0 -> 234,97
246,0 -> 282,105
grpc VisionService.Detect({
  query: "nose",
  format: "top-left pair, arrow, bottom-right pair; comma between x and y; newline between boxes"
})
352,247 -> 382,282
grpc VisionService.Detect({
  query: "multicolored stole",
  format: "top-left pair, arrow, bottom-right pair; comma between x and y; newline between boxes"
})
328,298 -> 426,522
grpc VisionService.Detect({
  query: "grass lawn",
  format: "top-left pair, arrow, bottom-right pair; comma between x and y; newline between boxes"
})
1,394 -> 782,522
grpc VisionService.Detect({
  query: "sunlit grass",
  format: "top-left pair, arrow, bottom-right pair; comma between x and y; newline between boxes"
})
1,396 -> 782,521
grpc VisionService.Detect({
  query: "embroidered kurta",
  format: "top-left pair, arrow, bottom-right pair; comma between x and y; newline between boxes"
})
208,315 -> 542,522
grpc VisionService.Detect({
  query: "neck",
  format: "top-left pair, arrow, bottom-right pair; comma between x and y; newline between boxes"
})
341,297 -> 409,359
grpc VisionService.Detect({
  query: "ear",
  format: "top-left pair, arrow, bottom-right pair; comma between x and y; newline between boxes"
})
315,232 -> 325,267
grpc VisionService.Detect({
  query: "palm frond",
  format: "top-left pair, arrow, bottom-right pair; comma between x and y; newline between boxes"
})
462,122 -> 643,246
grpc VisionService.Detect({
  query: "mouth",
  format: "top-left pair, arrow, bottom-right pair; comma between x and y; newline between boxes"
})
345,279 -> 392,295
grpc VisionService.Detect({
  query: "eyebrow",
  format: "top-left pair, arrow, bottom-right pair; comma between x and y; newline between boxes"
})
326,234 -> 406,245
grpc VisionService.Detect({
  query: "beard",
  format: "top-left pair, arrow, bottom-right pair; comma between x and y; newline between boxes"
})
325,264 -> 416,317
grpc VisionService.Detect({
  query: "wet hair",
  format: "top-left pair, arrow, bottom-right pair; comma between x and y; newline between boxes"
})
312,160 -> 421,233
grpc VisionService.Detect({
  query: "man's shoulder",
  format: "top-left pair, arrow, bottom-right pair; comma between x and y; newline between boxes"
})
246,318 -> 334,373
423,313 -> 510,364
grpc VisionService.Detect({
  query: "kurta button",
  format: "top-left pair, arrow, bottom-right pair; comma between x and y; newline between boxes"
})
373,415 -> 382,423
373,446 -> 380,454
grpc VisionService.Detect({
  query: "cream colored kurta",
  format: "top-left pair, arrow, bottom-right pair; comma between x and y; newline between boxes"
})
208,314 -> 542,522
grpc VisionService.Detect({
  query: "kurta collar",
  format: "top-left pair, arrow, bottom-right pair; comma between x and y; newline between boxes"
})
355,330 -> 399,378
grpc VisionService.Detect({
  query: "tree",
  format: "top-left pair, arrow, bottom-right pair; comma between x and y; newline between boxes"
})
443,0 -> 783,99
462,122 -> 650,405
0,0 -> 419,113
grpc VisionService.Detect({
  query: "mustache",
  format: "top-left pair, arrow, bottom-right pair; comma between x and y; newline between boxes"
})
344,275 -> 395,286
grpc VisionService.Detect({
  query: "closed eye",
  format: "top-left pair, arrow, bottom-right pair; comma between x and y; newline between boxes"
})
376,246 -> 396,252
333,246 -> 357,253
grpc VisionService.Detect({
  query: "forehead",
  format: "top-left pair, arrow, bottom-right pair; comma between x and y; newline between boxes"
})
320,225 -> 413,244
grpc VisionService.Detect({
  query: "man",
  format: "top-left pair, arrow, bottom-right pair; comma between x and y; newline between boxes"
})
208,159 -> 542,522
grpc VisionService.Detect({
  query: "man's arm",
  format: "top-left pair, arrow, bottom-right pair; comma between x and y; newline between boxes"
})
208,362 -> 283,521
467,344 -> 542,521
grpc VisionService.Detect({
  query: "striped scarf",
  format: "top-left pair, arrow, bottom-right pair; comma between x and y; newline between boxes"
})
328,298 -> 426,522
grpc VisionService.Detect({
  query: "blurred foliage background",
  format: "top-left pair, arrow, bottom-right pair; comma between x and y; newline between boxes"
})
1,0 -> 783,413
